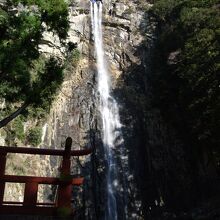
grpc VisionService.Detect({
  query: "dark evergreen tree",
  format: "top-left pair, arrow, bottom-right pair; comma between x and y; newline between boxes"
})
0,0 -> 69,127
151,0 -> 220,170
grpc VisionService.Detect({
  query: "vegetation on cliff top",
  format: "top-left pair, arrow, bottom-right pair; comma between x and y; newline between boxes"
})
0,0 -> 69,128
150,0 -> 220,169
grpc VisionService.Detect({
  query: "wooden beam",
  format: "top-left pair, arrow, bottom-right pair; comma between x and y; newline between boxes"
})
0,175 -> 84,185
0,206 -> 57,215
0,146 -> 93,156
23,182 -> 38,207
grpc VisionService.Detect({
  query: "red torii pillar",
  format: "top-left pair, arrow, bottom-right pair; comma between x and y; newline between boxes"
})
0,137 -> 93,216
0,151 -> 6,204
57,137 -> 72,210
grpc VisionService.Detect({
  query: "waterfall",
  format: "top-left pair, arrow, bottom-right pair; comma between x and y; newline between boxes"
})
41,123 -> 48,143
91,2 -> 128,219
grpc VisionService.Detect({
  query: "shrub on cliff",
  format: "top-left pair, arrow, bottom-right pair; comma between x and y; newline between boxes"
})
27,127 -> 42,146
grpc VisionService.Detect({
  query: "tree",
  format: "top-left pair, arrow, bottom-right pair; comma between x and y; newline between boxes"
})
150,0 -> 220,169
0,0 -> 69,128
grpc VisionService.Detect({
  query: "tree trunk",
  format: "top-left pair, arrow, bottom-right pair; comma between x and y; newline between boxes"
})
0,102 -> 29,128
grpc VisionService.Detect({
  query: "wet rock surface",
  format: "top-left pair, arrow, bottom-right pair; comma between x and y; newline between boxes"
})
2,0 -> 219,219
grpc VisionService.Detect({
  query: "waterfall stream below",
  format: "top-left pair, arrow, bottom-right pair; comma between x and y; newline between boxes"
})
91,2 -> 128,219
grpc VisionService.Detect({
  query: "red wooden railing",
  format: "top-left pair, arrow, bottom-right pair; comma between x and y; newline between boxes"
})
0,137 -> 93,216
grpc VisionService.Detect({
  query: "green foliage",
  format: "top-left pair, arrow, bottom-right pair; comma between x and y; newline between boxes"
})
65,48 -> 81,73
0,0 -> 69,125
151,0 -> 220,150
31,57 -> 64,105
27,127 -> 42,146
27,106 -> 49,119
151,0 -> 185,21
8,0 -> 69,39
11,116 -> 25,141
71,48 -> 80,66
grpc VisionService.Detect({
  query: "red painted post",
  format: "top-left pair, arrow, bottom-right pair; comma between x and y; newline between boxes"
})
0,151 -> 7,205
57,137 -> 72,210
23,182 -> 38,207
0,138 -> 93,216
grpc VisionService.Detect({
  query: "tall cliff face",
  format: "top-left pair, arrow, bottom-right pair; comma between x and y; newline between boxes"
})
39,0 -> 158,219
1,0 -> 161,217
1,0 -> 199,219
88,1 -> 193,219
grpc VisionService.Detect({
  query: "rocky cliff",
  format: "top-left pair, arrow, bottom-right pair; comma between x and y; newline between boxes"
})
0,0 -> 158,217
37,1 -> 158,218
1,0 -> 213,219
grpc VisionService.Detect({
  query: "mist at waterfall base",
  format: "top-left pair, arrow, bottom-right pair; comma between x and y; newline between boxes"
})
91,2 -> 129,220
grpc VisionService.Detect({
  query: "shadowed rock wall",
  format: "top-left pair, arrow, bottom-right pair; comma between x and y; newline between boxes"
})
1,1 -> 206,219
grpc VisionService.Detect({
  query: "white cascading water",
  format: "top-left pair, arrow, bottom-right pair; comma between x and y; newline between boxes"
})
91,2 -> 128,219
